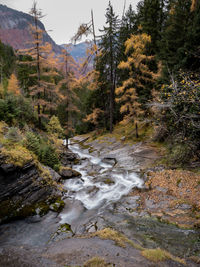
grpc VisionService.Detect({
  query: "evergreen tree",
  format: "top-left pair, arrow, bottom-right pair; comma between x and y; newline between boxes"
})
136,0 -> 166,55
184,0 -> 200,70
98,1 -> 120,132
159,0 -> 191,75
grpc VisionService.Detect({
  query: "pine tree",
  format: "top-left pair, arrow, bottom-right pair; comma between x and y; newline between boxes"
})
136,0 -> 165,55
98,1 -> 120,132
159,0 -> 191,74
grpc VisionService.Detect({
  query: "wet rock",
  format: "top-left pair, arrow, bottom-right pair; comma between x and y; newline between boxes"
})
43,166 -> 61,182
60,150 -> 80,167
49,200 -> 65,213
120,136 -> 126,141
93,175 -> 115,185
101,157 -> 117,166
85,186 -> 100,197
59,167 -> 81,179
115,196 -> 140,214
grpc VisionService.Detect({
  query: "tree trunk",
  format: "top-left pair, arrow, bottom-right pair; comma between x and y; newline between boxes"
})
135,122 -> 139,138
109,31 -> 114,133
65,136 -> 69,149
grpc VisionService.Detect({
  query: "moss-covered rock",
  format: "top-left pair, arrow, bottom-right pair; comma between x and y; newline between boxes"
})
59,166 -> 81,179
49,199 -> 65,213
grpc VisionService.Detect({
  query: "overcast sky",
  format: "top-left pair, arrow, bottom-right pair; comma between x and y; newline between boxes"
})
1,0 -> 139,44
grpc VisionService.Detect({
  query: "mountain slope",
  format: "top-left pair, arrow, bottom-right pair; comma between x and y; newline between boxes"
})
0,4 -> 61,55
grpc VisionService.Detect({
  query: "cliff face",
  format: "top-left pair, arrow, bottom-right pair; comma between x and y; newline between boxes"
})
0,155 -> 63,223
0,4 -> 61,55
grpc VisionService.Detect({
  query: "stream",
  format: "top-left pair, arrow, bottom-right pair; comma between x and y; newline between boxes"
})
60,139 -> 143,226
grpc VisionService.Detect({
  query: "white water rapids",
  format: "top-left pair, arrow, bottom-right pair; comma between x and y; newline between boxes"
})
60,140 -> 143,224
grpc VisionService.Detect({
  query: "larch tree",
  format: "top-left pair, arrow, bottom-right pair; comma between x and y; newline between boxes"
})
7,73 -> 20,95
116,33 -> 156,138
19,1 -> 58,128
57,48 -> 79,148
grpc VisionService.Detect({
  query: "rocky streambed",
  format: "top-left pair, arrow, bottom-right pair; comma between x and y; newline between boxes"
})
0,136 -> 200,266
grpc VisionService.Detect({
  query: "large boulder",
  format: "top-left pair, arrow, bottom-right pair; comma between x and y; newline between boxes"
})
59,167 -> 81,180
60,150 -> 80,167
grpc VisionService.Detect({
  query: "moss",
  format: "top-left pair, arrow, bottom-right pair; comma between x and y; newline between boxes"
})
0,199 -> 37,222
83,257 -> 113,267
103,178 -> 115,185
58,223 -> 74,235
50,199 -> 65,213
0,199 -> 16,221
36,202 -> 50,216
141,248 -> 185,265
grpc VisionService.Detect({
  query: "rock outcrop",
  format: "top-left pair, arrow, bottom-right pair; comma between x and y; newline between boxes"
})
0,155 -> 63,223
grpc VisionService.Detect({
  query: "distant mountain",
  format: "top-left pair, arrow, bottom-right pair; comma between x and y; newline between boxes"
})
0,4 -> 61,55
0,4 -> 92,67
61,42 -> 91,63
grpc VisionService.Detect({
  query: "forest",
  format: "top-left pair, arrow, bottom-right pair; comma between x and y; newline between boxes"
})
0,0 -> 200,168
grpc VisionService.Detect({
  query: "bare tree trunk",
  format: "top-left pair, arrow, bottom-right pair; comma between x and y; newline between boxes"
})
135,122 -> 139,138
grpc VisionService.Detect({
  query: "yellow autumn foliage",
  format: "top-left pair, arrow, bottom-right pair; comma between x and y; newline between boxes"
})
7,73 -> 20,95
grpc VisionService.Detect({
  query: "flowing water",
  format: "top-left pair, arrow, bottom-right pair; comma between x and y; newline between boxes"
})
60,140 -> 143,224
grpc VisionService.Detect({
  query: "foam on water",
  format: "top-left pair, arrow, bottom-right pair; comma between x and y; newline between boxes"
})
60,139 -> 143,221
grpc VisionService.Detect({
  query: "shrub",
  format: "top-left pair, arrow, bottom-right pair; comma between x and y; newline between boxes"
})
39,143 -> 60,170
6,127 -> 22,142
24,132 -> 60,170
24,131 -> 40,155
46,115 -> 64,137
0,95 -> 36,127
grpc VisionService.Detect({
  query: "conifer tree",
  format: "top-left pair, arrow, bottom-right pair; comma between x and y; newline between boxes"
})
159,0 -> 191,74
116,33 -> 156,137
98,1 -> 120,132
7,73 -> 20,95
136,0 -> 165,55
19,1 -> 57,128
57,48 -> 79,147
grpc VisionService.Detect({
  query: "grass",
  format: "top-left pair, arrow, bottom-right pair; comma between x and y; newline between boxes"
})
86,121 -> 154,145
91,228 -> 185,264
83,257 -> 113,267
1,144 -> 33,167
141,248 -> 186,265
0,121 -> 8,135
91,228 -> 143,250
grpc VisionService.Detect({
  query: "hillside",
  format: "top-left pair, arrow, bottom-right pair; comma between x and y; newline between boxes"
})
0,4 -> 61,55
